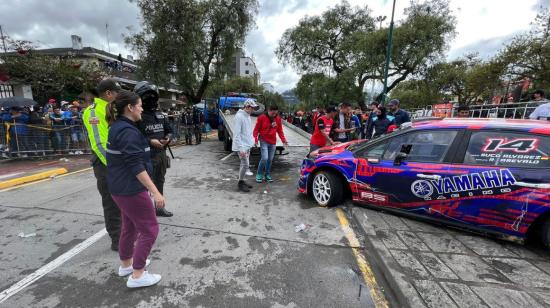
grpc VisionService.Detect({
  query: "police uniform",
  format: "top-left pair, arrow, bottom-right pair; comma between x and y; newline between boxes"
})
193,108 -> 205,144
82,81 -> 121,250
181,109 -> 195,145
134,81 -> 174,217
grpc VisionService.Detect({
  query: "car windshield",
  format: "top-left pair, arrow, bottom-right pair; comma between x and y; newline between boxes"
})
350,125 -> 412,153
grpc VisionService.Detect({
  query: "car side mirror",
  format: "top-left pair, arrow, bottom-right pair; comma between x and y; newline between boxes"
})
394,152 -> 408,166
394,144 -> 413,166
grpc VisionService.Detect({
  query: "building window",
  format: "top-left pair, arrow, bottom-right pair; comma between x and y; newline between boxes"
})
245,62 -> 249,66
245,70 -> 250,74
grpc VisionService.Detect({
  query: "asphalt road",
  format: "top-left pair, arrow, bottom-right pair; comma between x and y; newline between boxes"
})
0,139 -> 378,307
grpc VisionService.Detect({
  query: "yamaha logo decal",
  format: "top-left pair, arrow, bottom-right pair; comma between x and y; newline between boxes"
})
411,180 -> 434,198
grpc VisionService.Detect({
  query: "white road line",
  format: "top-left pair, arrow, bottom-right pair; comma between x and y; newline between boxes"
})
220,152 -> 234,161
0,228 -> 107,304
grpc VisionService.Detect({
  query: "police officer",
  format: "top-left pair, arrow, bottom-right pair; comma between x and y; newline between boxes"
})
134,81 -> 174,217
181,107 -> 194,145
192,107 -> 205,144
83,79 -> 122,251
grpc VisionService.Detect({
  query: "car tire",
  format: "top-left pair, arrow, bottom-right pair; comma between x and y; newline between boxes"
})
311,171 -> 343,207
223,127 -> 232,152
218,124 -> 224,141
540,217 -> 550,249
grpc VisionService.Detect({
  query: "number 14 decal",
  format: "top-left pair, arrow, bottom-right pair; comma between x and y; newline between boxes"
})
482,138 -> 539,153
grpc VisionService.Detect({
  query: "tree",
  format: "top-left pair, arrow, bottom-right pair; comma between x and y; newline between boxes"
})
294,72 -> 361,108
0,39 -> 104,103
389,79 -> 441,108
498,8 -> 550,90
128,0 -> 258,103
204,76 -> 262,98
390,55 -> 505,107
277,0 -> 456,107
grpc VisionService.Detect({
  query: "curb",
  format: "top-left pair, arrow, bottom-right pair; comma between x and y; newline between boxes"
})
0,168 -> 68,189
349,207 -> 422,308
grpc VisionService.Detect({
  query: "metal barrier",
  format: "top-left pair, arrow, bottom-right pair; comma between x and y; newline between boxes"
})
0,115 -> 212,159
409,101 -> 543,120
0,123 -> 91,158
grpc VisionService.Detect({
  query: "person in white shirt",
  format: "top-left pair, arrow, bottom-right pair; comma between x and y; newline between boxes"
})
529,102 -> 550,120
232,99 -> 258,192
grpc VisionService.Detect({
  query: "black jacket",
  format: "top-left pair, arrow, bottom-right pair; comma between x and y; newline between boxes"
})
106,116 -> 153,196
139,110 -> 173,157
181,112 -> 194,126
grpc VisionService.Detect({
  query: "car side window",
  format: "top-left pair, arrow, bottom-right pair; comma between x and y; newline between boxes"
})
362,141 -> 388,158
383,130 -> 458,163
464,131 -> 550,168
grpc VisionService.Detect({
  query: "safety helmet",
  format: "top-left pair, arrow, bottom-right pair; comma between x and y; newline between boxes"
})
134,81 -> 159,110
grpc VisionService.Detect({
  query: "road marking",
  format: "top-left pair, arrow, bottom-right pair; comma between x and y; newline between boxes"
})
0,228 -> 107,304
335,208 -> 389,308
220,152 -> 234,161
0,167 -> 93,192
0,168 -> 68,190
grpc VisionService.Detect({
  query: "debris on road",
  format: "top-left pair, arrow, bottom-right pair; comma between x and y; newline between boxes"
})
18,232 -> 36,238
295,223 -> 312,232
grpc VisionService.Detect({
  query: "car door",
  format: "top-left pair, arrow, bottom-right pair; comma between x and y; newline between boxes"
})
353,129 -> 461,218
445,130 -> 550,238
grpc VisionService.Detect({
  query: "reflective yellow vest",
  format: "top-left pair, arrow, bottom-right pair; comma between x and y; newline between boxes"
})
83,97 -> 109,165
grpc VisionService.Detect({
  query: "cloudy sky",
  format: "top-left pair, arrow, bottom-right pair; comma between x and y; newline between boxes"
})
0,0 -> 548,92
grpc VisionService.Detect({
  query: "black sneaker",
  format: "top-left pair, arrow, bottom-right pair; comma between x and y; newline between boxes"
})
156,208 -> 174,217
238,181 -> 250,192
111,242 -> 119,252
244,181 -> 253,189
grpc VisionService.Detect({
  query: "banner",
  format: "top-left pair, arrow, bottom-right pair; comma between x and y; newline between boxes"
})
432,103 -> 453,118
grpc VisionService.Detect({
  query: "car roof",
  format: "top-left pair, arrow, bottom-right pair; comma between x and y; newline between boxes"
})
411,118 -> 550,135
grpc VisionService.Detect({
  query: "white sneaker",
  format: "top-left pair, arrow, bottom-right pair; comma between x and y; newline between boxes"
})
118,259 -> 151,277
246,170 -> 253,176
126,271 -> 161,288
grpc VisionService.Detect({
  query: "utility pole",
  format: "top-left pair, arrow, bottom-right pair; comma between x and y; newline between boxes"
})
381,0 -> 397,105
0,25 -> 7,53
105,23 -> 111,53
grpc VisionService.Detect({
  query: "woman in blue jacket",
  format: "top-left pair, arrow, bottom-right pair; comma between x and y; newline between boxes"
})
106,90 -> 165,288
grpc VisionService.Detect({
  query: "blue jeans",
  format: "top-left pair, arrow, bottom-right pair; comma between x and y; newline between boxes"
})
257,140 -> 276,176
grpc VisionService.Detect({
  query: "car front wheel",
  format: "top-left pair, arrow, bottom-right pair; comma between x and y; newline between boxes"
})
311,171 -> 343,207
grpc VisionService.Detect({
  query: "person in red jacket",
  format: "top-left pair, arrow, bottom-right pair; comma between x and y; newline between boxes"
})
253,105 -> 288,183
310,105 -> 338,153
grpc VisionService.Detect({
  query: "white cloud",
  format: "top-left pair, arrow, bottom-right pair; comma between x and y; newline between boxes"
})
0,0 -> 543,93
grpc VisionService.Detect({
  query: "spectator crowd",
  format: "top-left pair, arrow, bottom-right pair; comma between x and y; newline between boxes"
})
284,99 -> 412,146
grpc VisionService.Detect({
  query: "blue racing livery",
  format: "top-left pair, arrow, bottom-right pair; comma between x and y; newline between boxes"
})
299,118 -> 550,245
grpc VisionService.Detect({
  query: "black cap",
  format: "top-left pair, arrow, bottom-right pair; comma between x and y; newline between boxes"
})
96,79 -> 122,94
326,105 -> 337,113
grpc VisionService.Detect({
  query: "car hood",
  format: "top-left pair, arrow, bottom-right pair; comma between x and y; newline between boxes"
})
312,141 -> 359,161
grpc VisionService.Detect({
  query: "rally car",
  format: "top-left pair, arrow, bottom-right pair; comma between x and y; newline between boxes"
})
298,118 -> 550,246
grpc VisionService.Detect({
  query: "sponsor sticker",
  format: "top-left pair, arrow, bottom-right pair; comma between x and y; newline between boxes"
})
410,169 -> 517,199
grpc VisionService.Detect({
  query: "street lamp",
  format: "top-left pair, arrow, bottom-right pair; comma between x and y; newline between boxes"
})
381,0 -> 397,105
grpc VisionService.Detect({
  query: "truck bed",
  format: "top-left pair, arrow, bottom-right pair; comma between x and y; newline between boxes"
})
221,112 -> 310,147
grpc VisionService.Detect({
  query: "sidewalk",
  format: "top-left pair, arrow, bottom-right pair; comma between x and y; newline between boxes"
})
0,156 -> 92,189
350,206 -> 550,308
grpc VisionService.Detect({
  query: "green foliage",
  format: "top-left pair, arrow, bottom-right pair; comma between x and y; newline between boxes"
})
128,0 -> 259,103
390,80 -> 441,108
277,0 -> 456,107
498,8 -> 550,90
0,52 -> 104,104
205,76 -> 262,98
390,54 -> 505,106
294,72 -> 361,109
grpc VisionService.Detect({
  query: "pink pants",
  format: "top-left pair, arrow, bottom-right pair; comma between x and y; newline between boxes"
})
111,191 -> 159,269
